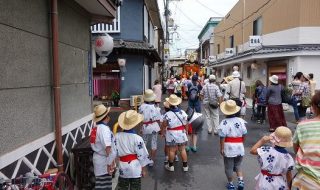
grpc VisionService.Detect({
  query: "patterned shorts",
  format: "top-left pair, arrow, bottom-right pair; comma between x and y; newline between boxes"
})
95,174 -> 112,190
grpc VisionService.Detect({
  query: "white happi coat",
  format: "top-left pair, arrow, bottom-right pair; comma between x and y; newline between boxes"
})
163,109 -> 188,144
139,103 -> 162,135
255,146 -> 294,190
107,132 -> 151,178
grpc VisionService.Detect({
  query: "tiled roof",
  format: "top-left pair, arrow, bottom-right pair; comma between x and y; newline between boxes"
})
214,44 -> 320,64
113,40 -> 161,62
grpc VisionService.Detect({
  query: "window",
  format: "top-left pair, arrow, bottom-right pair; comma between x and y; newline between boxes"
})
253,17 -> 262,35
247,66 -> 251,79
229,35 -> 234,48
217,44 -> 220,54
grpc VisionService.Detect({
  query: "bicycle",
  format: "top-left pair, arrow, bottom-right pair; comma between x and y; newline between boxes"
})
0,169 -> 73,190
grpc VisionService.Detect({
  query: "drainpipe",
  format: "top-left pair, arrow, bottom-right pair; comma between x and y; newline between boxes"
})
51,0 -> 64,172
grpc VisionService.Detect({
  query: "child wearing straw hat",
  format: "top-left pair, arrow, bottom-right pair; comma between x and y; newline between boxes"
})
139,89 -> 162,166
250,126 -> 294,190
90,104 -> 113,190
161,94 -> 189,172
218,100 -> 247,190
107,110 -> 151,190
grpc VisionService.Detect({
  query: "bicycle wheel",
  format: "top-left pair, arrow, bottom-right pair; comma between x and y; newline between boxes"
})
51,172 -> 73,190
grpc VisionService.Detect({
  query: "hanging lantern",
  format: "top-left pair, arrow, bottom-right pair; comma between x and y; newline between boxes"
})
118,58 -> 126,72
95,34 -> 114,57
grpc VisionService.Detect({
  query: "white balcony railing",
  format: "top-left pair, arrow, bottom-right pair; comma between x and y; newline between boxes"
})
91,7 -> 120,33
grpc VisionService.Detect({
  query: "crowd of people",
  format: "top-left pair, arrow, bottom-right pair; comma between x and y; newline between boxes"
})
89,68 -> 319,190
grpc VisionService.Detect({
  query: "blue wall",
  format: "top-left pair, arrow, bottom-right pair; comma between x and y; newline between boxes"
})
111,0 -> 144,41
120,54 -> 144,98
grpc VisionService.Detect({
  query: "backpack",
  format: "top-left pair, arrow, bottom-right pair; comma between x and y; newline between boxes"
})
257,86 -> 267,104
175,81 -> 182,93
188,83 -> 199,101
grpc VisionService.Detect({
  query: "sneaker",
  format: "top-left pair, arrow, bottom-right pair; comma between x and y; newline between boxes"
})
226,183 -> 235,190
174,155 -> 179,162
256,120 -> 261,124
148,162 -> 154,167
185,146 -> 190,152
191,146 -> 197,152
182,166 -> 188,172
237,180 -> 244,190
165,164 -> 174,172
208,130 -> 212,134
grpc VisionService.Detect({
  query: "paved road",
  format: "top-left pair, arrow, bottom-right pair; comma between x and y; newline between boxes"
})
140,100 -> 297,190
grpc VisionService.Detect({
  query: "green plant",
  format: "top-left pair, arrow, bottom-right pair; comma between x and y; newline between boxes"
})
111,91 -> 120,100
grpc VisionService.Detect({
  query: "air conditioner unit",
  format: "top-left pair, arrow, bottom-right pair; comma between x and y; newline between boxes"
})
130,95 -> 144,107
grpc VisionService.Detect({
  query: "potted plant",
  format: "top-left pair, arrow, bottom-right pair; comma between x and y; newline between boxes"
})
111,91 -> 120,107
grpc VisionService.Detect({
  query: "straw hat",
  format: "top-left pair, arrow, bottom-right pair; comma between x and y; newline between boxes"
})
232,71 -> 240,78
303,73 -> 310,81
166,94 -> 182,106
220,100 -> 240,115
224,76 -> 234,83
163,101 -> 170,108
93,104 -> 111,122
270,126 -> 293,148
143,89 -> 156,102
118,110 -> 144,130
269,75 -> 279,84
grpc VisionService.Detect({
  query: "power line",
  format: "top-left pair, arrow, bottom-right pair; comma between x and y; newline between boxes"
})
173,2 -> 203,28
194,0 -> 224,16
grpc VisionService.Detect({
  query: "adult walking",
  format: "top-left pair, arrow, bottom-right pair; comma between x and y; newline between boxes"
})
152,80 -> 162,106
254,80 -> 267,124
266,75 -> 287,132
296,74 -> 311,120
290,72 -> 303,123
201,75 -> 223,134
292,91 -> 320,189
187,75 -> 202,112
226,71 -> 246,116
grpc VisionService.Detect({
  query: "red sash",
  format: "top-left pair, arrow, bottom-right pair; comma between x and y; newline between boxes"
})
167,125 -> 185,131
143,120 -> 159,125
120,154 -> 138,162
224,137 -> 243,143
261,170 -> 282,176
90,127 -> 97,144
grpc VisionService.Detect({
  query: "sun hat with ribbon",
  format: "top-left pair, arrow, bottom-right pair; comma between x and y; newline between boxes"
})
270,126 -> 293,148
166,94 -> 182,106
118,110 -> 144,130
93,104 -> 111,122
143,89 -> 156,102
220,100 -> 241,115
269,75 -> 279,84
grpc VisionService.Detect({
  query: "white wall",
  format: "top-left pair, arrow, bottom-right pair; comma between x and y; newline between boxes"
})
242,61 -> 268,87
295,56 -> 320,90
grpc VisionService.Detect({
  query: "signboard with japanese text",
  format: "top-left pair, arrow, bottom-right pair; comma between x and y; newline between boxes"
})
249,36 -> 262,47
225,48 -> 235,57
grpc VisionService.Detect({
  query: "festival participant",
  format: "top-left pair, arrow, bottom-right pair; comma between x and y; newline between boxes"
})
250,127 -> 294,190
187,75 -> 202,112
185,108 -> 205,152
139,89 -> 162,166
107,110 -> 151,190
152,80 -> 162,106
90,104 -> 113,190
218,100 -> 247,190
161,94 -> 189,172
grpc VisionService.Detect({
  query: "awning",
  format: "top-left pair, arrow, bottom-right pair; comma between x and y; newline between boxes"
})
75,0 -> 117,24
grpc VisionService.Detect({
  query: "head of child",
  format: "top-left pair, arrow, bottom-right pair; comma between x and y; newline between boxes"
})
163,101 -> 170,112
220,100 -> 240,118
269,126 -> 293,148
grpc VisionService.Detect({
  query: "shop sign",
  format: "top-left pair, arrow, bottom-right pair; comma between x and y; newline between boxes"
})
208,56 -> 216,63
225,48 -> 235,57
249,36 -> 262,47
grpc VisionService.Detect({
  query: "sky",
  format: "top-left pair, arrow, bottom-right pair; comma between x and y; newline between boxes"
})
157,0 -> 238,58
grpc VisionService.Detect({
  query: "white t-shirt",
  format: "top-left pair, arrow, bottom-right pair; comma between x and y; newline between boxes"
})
218,117 -> 247,157
90,123 -> 113,176
107,132 -> 151,178
139,103 -> 162,134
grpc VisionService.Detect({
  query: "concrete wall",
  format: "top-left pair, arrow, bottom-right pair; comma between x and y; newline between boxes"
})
295,56 -> 320,90
0,0 -> 91,155
111,0 -> 144,41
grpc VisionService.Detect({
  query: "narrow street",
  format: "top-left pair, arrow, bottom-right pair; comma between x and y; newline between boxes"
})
140,99 -> 296,190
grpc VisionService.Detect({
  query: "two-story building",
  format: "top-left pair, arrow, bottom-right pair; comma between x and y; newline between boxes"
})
210,0 -> 320,90
198,17 -> 222,66
91,0 -> 164,100
0,0 -> 118,180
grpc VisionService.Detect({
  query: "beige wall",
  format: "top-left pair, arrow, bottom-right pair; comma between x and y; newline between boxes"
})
213,0 -> 320,55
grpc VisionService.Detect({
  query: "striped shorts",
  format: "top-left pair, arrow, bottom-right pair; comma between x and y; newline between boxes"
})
95,174 -> 112,190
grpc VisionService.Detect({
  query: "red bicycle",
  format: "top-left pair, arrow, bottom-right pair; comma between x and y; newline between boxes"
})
0,169 -> 73,190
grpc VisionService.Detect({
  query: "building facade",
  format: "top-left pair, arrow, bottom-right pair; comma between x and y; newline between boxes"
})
210,0 -> 320,92
91,0 -> 163,100
0,0 -> 117,179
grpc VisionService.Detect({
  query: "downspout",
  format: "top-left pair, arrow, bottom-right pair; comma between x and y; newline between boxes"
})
51,0 -> 64,172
